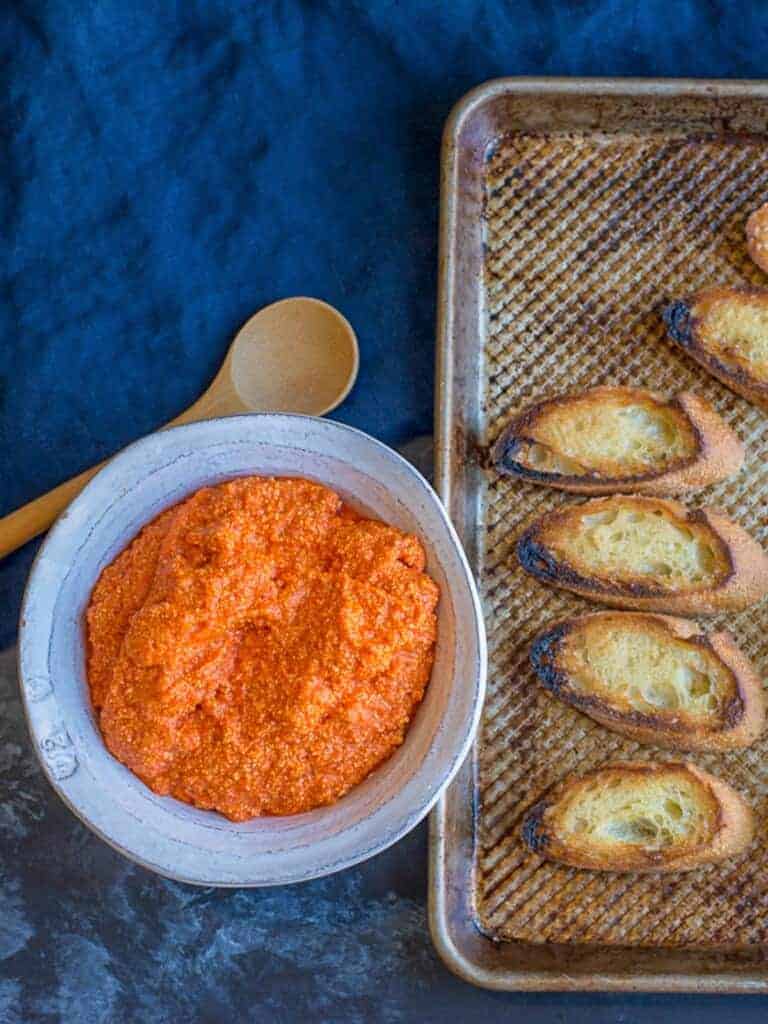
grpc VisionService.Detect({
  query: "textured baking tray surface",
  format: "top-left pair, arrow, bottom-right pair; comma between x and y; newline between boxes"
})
478,129 -> 768,948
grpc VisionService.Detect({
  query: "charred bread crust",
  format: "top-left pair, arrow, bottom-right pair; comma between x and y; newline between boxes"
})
529,620 -> 572,694
530,612 -> 766,751
521,761 -> 755,872
521,801 -> 549,856
492,387 -> 743,495
746,201 -> 768,274
663,287 -> 768,411
517,495 -> 768,615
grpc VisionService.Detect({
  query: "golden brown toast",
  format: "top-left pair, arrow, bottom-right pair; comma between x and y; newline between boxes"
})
521,761 -> 754,872
747,201 -> 768,274
530,612 -> 766,751
516,494 -> 768,615
491,387 -> 743,495
663,286 -> 768,411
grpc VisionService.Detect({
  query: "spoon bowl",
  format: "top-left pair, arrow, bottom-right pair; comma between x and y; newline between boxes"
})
174,297 -> 359,424
0,297 -> 359,559
231,297 -> 359,416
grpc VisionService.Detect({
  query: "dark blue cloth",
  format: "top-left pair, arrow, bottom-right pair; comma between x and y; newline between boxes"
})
1,1 -> 766,646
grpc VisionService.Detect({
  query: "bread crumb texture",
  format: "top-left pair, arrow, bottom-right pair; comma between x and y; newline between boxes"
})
542,502 -> 728,590
517,393 -> 695,478
562,617 -> 733,724
696,291 -> 768,381
557,768 -> 716,851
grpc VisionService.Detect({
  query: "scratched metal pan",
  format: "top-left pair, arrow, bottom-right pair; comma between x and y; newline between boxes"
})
430,77 -> 768,993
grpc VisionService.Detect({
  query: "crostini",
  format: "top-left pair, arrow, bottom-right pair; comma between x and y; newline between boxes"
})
521,761 -> 754,872
491,386 -> 743,494
747,201 -> 768,275
664,286 -> 768,411
516,495 -> 768,615
530,612 -> 766,750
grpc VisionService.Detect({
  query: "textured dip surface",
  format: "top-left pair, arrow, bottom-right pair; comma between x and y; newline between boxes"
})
86,476 -> 439,820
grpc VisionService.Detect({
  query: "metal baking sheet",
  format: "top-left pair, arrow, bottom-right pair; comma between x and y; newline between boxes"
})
430,77 -> 768,993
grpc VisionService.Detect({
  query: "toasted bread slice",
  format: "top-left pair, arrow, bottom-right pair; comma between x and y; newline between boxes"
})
521,761 -> 754,872
664,286 -> 768,410
517,495 -> 768,614
491,386 -> 743,495
747,201 -> 768,274
530,612 -> 766,750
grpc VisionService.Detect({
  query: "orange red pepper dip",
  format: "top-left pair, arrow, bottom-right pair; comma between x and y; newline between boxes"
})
86,476 -> 439,821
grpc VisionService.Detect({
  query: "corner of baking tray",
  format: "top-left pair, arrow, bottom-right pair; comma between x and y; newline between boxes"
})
443,77 -> 768,154
427,805 -> 493,991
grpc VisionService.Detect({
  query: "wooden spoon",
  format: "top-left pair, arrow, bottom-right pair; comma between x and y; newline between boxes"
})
0,297 -> 359,559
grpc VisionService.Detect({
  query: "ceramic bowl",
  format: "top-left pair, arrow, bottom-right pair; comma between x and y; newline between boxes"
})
19,415 -> 486,886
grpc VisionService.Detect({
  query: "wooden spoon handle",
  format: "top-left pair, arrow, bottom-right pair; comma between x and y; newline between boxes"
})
0,387 -> 240,560
0,462 -> 106,560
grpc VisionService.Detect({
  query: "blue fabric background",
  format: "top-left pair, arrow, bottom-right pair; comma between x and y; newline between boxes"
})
3,0 -> 768,648
3,4 -> 768,1022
